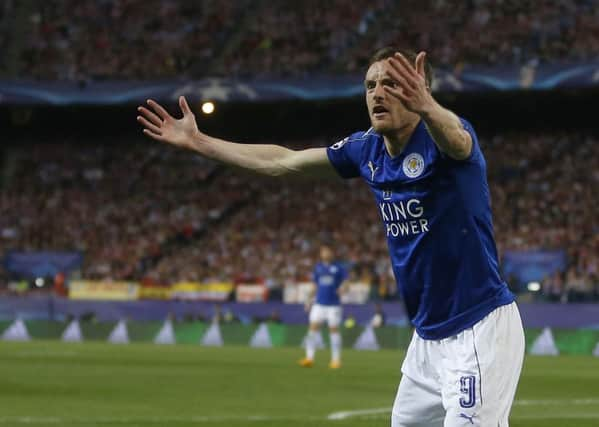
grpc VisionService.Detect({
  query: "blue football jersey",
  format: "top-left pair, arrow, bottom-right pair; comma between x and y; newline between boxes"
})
326,120 -> 514,339
313,262 -> 346,306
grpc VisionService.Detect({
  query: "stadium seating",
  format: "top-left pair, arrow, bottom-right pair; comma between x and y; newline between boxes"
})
4,0 -> 599,80
1,132 -> 597,301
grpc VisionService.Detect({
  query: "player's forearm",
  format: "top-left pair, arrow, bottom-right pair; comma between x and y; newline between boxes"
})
308,286 -> 316,301
189,133 -> 298,176
420,101 -> 472,160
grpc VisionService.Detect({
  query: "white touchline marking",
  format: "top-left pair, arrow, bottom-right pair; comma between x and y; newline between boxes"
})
514,398 -> 599,406
16,351 -> 79,357
0,415 -> 323,424
0,418 -> 61,424
327,398 -> 599,420
328,412 -> 599,421
327,408 -> 389,420
514,414 -> 599,420
3,401 -> 599,425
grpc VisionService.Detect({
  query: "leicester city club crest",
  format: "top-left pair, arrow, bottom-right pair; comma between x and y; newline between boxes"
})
402,153 -> 424,178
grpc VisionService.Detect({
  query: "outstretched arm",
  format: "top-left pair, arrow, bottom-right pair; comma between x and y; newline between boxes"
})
384,52 -> 472,160
137,96 -> 336,177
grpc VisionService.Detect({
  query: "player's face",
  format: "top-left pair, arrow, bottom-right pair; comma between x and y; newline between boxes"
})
365,60 -> 411,134
320,246 -> 333,263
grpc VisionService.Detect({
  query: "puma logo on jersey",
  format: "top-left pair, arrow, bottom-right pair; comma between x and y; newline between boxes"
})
367,161 -> 379,181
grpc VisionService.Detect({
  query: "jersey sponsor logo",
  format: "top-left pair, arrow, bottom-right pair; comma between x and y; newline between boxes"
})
382,189 -> 392,200
402,153 -> 425,178
379,198 -> 429,237
330,137 -> 348,150
318,275 -> 335,286
367,160 -> 379,181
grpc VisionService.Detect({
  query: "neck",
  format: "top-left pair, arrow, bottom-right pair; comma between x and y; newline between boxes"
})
382,118 -> 420,158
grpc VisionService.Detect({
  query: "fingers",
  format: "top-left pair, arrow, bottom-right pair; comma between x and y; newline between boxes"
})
142,128 -> 166,142
137,106 -> 162,127
384,85 -> 410,104
146,99 -> 172,121
393,52 -> 419,79
387,58 -> 418,93
179,96 -> 193,116
137,115 -> 162,135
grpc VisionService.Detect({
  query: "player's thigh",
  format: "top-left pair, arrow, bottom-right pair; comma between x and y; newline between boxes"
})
492,303 -> 525,425
326,306 -> 342,328
392,374 -> 445,427
441,303 -> 524,427
309,304 -> 326,324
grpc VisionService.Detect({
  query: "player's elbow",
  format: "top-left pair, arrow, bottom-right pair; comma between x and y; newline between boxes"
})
263,163 -> 292,177
250,158 -> 292,177
449,143 -> 471,160
268,157 -> 301,177
446,132 -> 472,160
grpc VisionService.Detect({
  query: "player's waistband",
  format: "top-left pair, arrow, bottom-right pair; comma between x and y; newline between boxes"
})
414,287 -> 515,340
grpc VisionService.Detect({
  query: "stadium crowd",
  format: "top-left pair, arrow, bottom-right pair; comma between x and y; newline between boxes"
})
0,141 -> 247,281
1,131 -> 598,301
4,0 -> 599,80
488,132 -> 599,302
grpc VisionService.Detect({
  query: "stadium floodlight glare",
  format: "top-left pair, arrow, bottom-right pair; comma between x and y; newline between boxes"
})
201,101 -> 215,114
527,281 -> 541,292
35,277 -> 44,287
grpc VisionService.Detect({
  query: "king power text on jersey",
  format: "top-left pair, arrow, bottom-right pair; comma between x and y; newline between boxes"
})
379,198 -> 429,237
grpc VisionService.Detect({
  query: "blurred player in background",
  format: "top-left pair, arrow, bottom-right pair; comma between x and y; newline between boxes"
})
299,244 -> 347,369
137,47 -> 524,426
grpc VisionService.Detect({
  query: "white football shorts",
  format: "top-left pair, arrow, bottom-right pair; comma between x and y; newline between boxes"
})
392,301 -> 525,427
309,304 -> 342,328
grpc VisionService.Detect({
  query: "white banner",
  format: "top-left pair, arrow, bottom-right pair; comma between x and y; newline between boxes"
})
283,282 -> 314,304
284,281 -> 370,304
235,283 -> 268,303
340,282 -> 371,304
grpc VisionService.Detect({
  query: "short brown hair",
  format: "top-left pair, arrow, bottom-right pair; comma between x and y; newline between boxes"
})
369,47 -> 434,89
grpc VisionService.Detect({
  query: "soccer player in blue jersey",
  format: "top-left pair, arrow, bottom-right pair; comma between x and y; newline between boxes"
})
137,47 -> 525,426
299,244 -> 348,369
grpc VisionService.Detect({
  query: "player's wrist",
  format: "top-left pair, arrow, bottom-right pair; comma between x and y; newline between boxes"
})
417,97 -> 439,119
189,131 -> 213,154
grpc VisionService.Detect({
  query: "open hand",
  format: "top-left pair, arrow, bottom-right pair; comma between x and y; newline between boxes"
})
137,96 -> 200,150
384,51 -> 434,115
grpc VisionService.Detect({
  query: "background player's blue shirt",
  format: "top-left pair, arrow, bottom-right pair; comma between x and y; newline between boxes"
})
326,120 -> 514,339
313,262 -> 346,306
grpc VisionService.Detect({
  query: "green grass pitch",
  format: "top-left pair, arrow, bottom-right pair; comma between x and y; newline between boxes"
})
0,341 -> 597,426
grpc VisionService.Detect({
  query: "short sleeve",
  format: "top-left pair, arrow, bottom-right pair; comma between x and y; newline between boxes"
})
460,118 -> 483,164
326,136 -> 362,179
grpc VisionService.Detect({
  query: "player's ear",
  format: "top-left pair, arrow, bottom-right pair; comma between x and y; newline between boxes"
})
415,52 -> 426,78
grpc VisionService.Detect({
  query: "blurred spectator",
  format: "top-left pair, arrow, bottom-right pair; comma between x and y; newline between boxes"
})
564,268 -> 594,302
0,139 -> 246,281
541,271 -> 565,302
14,0 -> 245,80
5,0 -> 599,80
1,130 -> 598,302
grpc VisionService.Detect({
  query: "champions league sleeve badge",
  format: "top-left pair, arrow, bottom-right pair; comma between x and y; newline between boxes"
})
330,137 -> 348,150
402,153 -> 425,178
